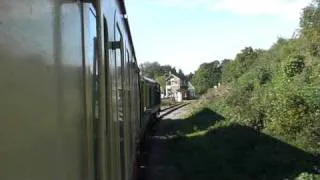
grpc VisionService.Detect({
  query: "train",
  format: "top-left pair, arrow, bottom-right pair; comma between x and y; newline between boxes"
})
0,0 -> 161,180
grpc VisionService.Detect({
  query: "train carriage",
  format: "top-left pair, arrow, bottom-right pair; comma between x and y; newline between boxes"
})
0,0 -> 160,180
140,77 -> 161,132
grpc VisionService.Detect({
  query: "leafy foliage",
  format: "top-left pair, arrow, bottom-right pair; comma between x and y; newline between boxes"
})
220,47 -> 262,83
191,60 -> 222,94
139,61 -> 162,78
256,66 -> 272,85
284,55 -> 306,77
191,0 -> 320,156
300,0 -> 320,56
154,75 -> 166,91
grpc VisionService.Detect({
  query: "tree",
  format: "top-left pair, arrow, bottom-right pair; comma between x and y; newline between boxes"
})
300,0 -> 320,56
220,59 -> 232,67
139,62 -> 186,92
186,72 -> 194,81
139,62 -> 161,78
154,75 -> 166,92
235,47 -> 258,71
178,69 -> 185,79
191,60 -> 222,94
221,47 -> 260,83
161,65 -> 174,75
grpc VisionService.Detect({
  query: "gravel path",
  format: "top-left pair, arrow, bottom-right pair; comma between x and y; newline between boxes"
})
145,104 -> 191,180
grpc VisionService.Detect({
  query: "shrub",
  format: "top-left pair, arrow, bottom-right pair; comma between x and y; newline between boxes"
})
237,103 -> 266,131
225,84 -> 252,107
284,55 -> 305,77
265,79 -> 312,139
256,67 -> 272,85
296,88 -> 320,153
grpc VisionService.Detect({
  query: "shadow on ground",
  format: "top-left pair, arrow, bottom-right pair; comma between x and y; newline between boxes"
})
160,108 -> 225,136
159,108 -> 319,180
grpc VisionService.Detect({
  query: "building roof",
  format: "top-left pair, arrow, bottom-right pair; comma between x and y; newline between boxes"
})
165,74 -> 179,81
142,76 -> 158,84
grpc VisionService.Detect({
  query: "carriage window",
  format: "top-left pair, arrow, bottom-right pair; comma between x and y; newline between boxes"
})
86,6 -> 100,180
116,25 -> 124,122
115,24 -> 126,180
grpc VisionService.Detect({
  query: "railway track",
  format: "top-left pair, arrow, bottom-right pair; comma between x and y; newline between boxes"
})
139,102 -> 190,180
159,102 -> 190,119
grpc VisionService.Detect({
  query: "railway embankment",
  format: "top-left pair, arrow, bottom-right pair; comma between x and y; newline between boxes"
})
143,99 -> 320,180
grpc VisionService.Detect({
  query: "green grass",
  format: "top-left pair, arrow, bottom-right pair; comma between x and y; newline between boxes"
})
164,107 -> 320,180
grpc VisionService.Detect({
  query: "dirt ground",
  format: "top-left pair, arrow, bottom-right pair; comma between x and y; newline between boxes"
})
144,104 -> 191,180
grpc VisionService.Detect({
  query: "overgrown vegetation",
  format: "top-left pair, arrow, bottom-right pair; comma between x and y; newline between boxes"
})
191,60 -> 231,94
189,0 -> 320,155
164,108 -> 319,180
164,1 -> 320,179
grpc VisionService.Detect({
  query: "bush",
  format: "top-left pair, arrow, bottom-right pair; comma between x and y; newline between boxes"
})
222,77 -> 268,130
236,103 -> 266,131
264,75 -> 318,140
225,84 -> 252,107
284,55 -> 305,77
296,88 -> 320,153
256,67 -> 272,85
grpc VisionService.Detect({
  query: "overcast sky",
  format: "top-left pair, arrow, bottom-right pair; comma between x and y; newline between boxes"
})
125,0 -> 311,74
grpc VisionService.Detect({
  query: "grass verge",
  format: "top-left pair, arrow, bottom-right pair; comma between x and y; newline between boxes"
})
166,106 -> 320,180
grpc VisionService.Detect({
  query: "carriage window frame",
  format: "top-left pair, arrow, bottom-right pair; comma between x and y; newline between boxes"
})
115,22 -> 126,180
103,16 -> 109,134
115,23 -> 124,122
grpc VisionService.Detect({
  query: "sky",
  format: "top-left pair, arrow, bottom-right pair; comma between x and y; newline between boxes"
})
125,0 -> 311,74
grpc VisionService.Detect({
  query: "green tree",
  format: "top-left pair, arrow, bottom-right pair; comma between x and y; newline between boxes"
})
221,47 -> 260,83
191,60 -> 222,94
178,69 -> 185,79
186,72 -> 194,81
154,75 -> 166,92
139,62 -> 161,78
300,0 -> 320,56
139,62 -> 181,80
